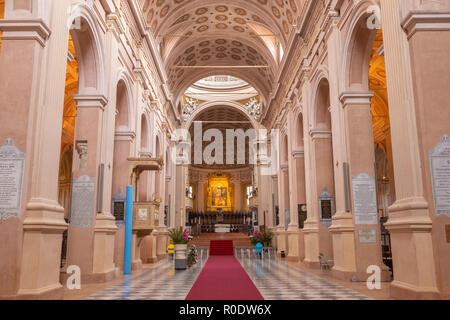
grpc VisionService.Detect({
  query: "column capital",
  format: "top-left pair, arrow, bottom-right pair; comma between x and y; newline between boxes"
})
0,19 -> 51,47
73,94 -> 108,111
339,92 -> 374,106
280,163 -> 289,172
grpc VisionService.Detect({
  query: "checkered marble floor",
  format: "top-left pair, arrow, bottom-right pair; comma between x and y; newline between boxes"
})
86,254 -> 371,300
237,255 -> 373,300
86,257 -> 207,300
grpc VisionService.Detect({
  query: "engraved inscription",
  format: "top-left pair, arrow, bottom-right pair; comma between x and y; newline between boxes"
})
358,229 -> 377,244
430,136 -> 450,217
0,139 -> 25,220
70,175 -> 95,227
352,173 -> 378,225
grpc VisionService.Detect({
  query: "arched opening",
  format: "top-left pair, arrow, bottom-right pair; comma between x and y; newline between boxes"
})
111,78 -> 133,271
369,29 -> 395,275
313,77 -> 335,261
57,33 -> 79,269
57,11 -> 106,276
138,114 -> 150,202
295,113 -> 307,232
281,134 -> 290,225
344,8 -> 395,280
154,135 -> 162,200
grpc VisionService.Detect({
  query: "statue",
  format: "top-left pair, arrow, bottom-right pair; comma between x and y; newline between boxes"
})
182,97 -> 199,122
244,98 -> 262,121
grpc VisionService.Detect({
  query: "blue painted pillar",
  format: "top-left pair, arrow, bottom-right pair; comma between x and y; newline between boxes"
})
124,185 -> 133,275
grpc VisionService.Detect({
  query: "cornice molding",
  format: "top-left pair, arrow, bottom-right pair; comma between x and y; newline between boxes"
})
0,19 -> 51,47
402,11 -> 450,39
339,92 -> 374,107
73,94 -> 108,111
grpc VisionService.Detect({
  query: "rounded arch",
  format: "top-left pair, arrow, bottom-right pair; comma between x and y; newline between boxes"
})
115,70 -> 135,131
183,100 -> 261,131
68,2 -> 106,95
140,113 -> 150,152
310,68 -> 331,130
155,132 -> 163,158
175,69 -> 269,105
341,0 -> 379,91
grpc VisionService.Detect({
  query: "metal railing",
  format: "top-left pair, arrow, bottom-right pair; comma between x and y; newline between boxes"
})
234,246 -> 276,260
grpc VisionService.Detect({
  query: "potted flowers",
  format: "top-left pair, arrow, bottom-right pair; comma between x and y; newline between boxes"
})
168,228 -> 189,270
250,229 -> 262,245
261,229 -> 274,247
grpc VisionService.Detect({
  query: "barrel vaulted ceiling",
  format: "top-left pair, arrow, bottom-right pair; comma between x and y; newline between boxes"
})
136,0 -> 303,105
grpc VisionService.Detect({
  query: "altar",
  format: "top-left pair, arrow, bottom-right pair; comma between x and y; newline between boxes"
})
206,173 -> 233,212
215,224 -> 231,233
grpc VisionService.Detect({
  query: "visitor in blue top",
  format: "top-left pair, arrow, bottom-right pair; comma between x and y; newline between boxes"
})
255,242 -> 263,259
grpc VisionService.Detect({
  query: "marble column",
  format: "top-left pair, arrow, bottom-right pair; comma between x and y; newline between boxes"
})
0,0 -> 69,299
286,110 -> 303,262
379,0 -> 445,299
233,179 -> 242,212
67,94 -> 117,283
331,92 -> 387,282
197,179 -> 206,212
276,164 -> 289,255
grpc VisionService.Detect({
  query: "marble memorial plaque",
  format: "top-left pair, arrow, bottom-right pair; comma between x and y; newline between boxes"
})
137,208 -> 148,221
358,229 -> 377,244
0,139 -> 25,220
352,173 -> 378,225
430,136 -> 450,217
70,175 -> 95,227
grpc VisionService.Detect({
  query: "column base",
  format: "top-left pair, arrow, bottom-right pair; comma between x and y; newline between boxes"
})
16,283 -> 64,300
157,254 -> 167,261
286,229 -> 301,262
302,223 -> 320,265
331,266 -> 357,281
18,200 -> 68,300
390,280 -> 440,300
131,260 -> 143,272
143,257 -> 158,264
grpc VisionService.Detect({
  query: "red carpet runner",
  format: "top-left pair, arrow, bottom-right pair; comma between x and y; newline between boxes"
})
210,240 -> 234,255
186,256 -> 264,300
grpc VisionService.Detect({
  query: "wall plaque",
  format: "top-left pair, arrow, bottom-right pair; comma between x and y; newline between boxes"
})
319,189 -> 334,227
0,139 -> 25,220
70,175 -> 95,227
358,229 -> 377,244
112,190 -> 126,227
352,173 -> 378,225
430,136 -> 450,217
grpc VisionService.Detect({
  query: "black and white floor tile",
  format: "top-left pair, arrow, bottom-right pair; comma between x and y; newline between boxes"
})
86,254 -> 371,300
85,257 -> 207,300
237,255 -> 373,300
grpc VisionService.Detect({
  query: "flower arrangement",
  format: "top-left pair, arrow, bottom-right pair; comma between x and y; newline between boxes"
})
250,228 -> 274,246
261,229 -> 274,247
250,230 -> 262,245
168,229 -> 189,245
